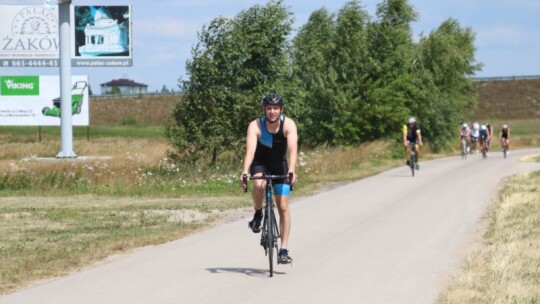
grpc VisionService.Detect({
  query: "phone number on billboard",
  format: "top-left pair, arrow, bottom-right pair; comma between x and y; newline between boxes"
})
2,60 -> 59,67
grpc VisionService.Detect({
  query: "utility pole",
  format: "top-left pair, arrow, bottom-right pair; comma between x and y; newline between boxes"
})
56,0 -> 77,158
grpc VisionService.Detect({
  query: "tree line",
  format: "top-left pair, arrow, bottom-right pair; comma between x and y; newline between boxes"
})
166,0 -> 482,165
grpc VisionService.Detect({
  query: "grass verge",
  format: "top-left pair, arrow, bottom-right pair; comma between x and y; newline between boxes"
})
0,195 -> 251,294
437,163 -> 540,303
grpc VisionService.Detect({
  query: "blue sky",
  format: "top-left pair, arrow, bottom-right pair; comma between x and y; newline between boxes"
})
1,0 -> 539,94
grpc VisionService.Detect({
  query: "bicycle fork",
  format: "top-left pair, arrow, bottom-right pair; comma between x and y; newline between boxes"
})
260,211 -> 279,250
260,186 -> 279,254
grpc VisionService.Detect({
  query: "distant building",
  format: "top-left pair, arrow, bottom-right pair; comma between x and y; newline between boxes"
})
100,78 -> 148,95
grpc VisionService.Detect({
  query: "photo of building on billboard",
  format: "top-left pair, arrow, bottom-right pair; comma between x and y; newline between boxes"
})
71,5 -> 132,67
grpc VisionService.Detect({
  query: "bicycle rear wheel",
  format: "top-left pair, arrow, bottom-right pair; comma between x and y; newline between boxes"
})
266,206 -> 275,277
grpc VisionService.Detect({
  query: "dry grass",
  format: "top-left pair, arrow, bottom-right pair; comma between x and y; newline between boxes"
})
297,140 -> 402,182
0,195 -> 251,294
90,94 -> 180,125
0,136 -> 182,197
437,170 -> 540,304
0,137 -> 169,166
474,79 -> 540,119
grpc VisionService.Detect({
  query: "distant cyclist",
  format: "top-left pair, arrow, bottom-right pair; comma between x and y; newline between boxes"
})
479,125 -> 489,156
500,124 -> 511,154
240,93 -> 298,264
469,120 -> 480,153
460,123 -> 471,153
402,117 -> 423,169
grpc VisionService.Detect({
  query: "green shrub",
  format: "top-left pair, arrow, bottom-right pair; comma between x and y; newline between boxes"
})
121,116 -> 138,126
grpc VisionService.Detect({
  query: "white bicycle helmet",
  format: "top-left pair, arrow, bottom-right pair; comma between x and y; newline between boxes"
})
502,124 -> 508,129
462,123 -> 468,128
408,117 -> 416,124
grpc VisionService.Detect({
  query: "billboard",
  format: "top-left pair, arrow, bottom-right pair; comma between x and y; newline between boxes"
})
0,75 -> 89,126
0,5 -> 132,68
71,5 -> 132,67
0,5 -> 60,67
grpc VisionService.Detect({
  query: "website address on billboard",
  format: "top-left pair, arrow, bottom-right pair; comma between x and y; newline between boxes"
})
71,59 -> 132,67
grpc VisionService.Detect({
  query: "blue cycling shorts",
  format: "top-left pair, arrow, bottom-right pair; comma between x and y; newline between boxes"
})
273,183 -> 291,196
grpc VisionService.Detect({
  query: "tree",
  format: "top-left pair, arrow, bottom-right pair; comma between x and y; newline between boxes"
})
292,1 -> 372,146
360,0 -> 419,141
330,1 -> 371,144
292,8 -> 337,145
413,18 -> 483,151
167,0 -> 294,165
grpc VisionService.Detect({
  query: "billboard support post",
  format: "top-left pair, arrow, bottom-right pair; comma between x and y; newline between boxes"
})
57,0 -> 76,158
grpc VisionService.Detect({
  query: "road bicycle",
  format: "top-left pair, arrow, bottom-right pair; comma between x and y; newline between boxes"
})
408,143 -> 419,177
460,136 -> 468,160
243,173 -> 293,277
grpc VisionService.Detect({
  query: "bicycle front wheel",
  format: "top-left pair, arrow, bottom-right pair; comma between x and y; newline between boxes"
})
266,206 -> 275,277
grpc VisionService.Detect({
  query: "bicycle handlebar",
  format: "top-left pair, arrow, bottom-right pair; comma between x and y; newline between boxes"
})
242,173 -> 294,193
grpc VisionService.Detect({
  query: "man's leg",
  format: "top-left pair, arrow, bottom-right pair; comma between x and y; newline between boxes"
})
276,194 -> 292,264
248,174 -> 265,233
404,140 -> 410,165
251,176 -> 264,210
275,195 -> 290,249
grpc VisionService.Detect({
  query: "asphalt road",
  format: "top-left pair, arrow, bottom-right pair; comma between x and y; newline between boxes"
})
2,148 -> 540,304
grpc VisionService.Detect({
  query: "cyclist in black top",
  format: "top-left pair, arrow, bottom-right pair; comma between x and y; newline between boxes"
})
240,93 -> 298,264
500,124 -> 511,153
402,117 -> 423,168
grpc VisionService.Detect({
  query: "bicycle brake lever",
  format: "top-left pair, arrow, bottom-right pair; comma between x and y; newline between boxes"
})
288,173 -> 294,191
242,174 -> 248,193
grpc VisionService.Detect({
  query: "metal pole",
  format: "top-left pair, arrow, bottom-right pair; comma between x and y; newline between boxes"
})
57,0 -> 76,158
